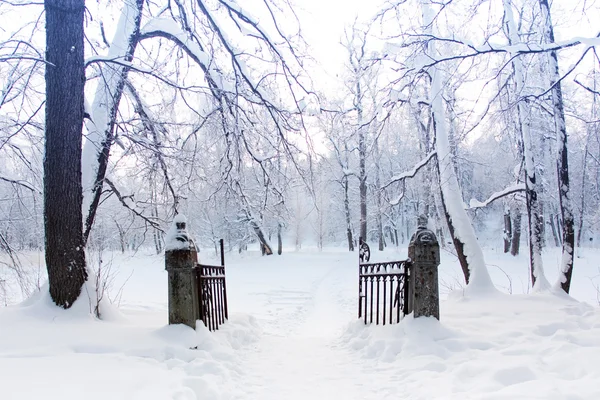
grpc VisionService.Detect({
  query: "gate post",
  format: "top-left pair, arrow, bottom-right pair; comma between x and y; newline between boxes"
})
165,215 -> 200,329
407,215 -> 440,320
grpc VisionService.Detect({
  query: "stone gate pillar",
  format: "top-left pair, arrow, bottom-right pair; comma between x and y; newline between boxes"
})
407,215 -> 440,320
165,215 -> 200,328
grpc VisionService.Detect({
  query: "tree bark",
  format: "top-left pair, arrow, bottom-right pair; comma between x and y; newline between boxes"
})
539,0 -> 575,293
503,210 -> 512,253
358,102 -> 367,242
549,213 -> 560,247
510,208 -> 522,256
345,180 -> 354,251
277,222 -> 283,255
44,0 -> 88,308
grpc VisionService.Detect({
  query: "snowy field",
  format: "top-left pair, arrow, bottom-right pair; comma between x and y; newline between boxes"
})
1,245 -> 600,399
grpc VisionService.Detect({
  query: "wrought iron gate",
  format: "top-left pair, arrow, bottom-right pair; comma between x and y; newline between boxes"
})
196,239 -> 229,331
358,239 -> 411,325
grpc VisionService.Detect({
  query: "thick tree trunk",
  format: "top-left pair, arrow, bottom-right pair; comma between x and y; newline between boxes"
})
44,0 -> 88,308
539,0 -> 575,292
510,208 -> 522,256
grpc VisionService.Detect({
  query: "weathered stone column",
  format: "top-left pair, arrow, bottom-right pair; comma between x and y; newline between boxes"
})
165,215 -> 200,328
407,215 -> 440,320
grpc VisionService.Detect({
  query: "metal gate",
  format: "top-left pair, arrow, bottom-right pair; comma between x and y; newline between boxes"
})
196,239 -> 229,331
358,239 -> 411,325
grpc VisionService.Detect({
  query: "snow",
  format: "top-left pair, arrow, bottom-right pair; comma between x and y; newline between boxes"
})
468,183 -> 525,209
165,214 -> 193,251
140,19 -> 210,67
2,246 -> 600,399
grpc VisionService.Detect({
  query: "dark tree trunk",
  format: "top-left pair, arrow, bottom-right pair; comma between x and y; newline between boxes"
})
251,220 -> 272,255
503,211 -> 512,253
539,0 -> 575,292
44,0 -> 87,308
511,209 -> 522,256
549,214 -> 560,247
277,222 -> 283,255
439,187 -> 470,284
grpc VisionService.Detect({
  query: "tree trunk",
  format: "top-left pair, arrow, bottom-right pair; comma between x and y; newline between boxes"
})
251,220 -> 273,255
549,213 -> 560,247
277,222 -> 283,255
82,0 -> 144,243
577,80 -> 594,248
343,175 -> 354,251
503,0 -> 549,289
44,0 -> 88,308
510,208 -> 522,256
374,136 -> 384,251
359,129 -> 367,242
503,210 -> 512,253
422,1 -> 494,289
356,77 -> 367,241
539,0 -> 575,293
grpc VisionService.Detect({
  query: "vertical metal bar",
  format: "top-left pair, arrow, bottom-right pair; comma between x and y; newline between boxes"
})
396,276 -> 401,324
376,276 -> 380,325
363,276 -> 368,325
222,275 -> 229,321
382,276 -> 387,325
403,262 -> 411,317
369,276 -> 374,324
220,239 -> 225,267
196,267 -> 203,328
211,273 -> 217,330
358,241 -> 362,319
215,275 -> 222,328
220,276 -> 225,324
219,277 -> 225,325
358,267 -> 362,319
389,275 -> 393,325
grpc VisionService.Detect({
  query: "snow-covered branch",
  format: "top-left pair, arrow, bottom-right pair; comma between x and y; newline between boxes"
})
467,184 -> 525,210
382,150 -> 437,189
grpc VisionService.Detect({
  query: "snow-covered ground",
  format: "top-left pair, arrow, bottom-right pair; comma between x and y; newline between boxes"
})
1,245 -> 600,399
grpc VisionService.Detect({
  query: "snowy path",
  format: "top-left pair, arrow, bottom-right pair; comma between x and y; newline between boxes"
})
227,257 -> 402,400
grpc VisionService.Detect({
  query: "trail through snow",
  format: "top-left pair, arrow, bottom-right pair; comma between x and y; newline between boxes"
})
232,261 -> 396,400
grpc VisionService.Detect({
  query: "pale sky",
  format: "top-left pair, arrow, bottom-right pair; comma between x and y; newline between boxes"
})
293,0 -> 386,92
